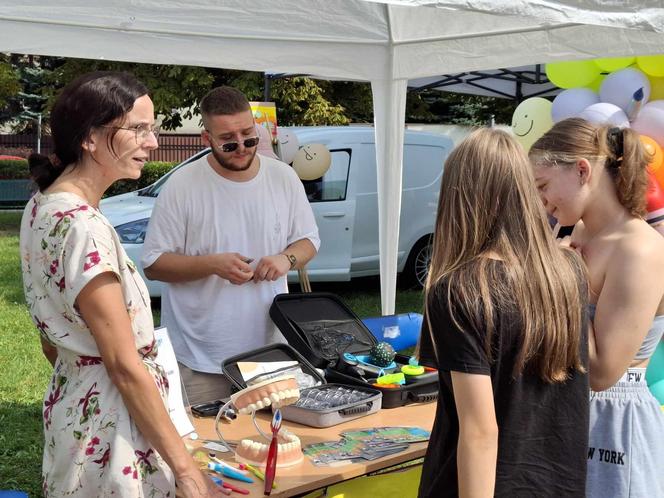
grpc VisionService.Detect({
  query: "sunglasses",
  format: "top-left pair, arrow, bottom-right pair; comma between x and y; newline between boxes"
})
208,134 -> 260,153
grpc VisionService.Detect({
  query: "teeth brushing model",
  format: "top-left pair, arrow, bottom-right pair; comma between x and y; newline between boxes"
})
214,375 -> 304,477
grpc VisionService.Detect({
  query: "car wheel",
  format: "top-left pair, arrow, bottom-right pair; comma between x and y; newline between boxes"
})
401,236 -> 433,289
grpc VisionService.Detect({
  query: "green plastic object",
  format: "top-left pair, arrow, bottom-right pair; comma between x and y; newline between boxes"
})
649,379 -> 664,405
369,342 -> 396,367
401,364 -> 425,376
646,340 -> 664,386
376,372 -> 406,385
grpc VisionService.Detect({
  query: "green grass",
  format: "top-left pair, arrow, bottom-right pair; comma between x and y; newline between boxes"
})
0,210 -> 423,495
0,211 -> 53,495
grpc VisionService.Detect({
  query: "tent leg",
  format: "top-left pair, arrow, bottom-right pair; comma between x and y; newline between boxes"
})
371,78 -> 408,316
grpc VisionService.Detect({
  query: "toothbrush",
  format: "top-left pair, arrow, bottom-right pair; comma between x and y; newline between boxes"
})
207,461 -> 254,483
207,475 -> 232,495
264,408 -> 282,495
209,456 -> 249,475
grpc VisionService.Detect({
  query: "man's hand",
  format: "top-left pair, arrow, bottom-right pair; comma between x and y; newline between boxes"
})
209,253 -> 254,285
253,254 -> 291,282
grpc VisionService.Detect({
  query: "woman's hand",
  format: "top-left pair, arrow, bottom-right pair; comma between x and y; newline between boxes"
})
176,468 -> 225,497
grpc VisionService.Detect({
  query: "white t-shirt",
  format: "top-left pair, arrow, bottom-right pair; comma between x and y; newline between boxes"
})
142,154 -> 320,373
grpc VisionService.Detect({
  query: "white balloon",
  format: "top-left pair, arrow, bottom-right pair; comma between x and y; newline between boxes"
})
552,88 -> 599,123
577,103 -> 630,128
632,102 -> 664,147
599,68 -> 651,114
292,144 -> 331,180
647,99 -> 664,112
276,128 -> 300,164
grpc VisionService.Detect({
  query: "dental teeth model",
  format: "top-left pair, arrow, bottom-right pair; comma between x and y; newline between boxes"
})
215,375 -> 304,468
230,375 -> 300,414
235,431 -> 303,467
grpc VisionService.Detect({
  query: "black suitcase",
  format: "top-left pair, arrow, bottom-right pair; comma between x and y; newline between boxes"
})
269,292 -> 438,408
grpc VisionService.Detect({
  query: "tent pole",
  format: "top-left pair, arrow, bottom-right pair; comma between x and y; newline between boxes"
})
371,78 -> 408,316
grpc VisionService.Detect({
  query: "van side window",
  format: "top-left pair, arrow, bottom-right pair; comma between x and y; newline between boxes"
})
302,149 -> 351,202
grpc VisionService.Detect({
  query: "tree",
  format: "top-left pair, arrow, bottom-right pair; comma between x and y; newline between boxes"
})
325,81 -> 374,123
218,71 -> 349,126
0,54 -> 57,132
47,59 -> 214,130
0,57 -> 20,109
421,89 -> 517,125
0,53 -> 520,132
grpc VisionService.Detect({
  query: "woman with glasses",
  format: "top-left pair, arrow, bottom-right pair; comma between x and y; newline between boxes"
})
20,72 -> 222,497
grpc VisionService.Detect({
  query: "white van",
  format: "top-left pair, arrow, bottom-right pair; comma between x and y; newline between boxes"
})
101,127 -> 452,296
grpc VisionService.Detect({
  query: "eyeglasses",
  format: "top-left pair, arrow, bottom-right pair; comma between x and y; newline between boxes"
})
207,133 -> 260,153
100,124 -> 160,144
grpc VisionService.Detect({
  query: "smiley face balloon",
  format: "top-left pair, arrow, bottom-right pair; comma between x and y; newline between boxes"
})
292,144 -> 332,180
276,128 -> 300,164
511,97 -> 554,151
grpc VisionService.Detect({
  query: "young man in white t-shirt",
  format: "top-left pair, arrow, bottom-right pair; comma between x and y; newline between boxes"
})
142,86 -> 320,405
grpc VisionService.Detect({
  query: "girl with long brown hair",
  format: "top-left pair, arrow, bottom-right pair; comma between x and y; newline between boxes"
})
418,128 -> 589,498
530,118 -> 664,498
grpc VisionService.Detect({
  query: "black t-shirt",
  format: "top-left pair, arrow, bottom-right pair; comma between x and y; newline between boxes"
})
418,262 -> 589,498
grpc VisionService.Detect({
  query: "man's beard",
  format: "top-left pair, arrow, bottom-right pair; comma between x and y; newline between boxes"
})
211,147 -> 256,172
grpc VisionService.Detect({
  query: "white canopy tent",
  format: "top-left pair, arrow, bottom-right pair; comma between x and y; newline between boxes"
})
2,0 -> 664,314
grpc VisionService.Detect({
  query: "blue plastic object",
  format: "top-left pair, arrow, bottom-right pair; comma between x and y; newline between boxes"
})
361,312 -> 423,352
0,492 -> 29,498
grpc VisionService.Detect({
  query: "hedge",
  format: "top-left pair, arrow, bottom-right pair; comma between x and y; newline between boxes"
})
0,159 -> 29,179
0,159 -> 178,196
105,161 -> 178,197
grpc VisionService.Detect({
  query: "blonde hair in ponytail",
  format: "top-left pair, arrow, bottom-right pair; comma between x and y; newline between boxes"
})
529,118 -> 649,217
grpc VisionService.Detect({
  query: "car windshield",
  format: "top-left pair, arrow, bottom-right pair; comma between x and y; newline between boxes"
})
141,149 -> 211,197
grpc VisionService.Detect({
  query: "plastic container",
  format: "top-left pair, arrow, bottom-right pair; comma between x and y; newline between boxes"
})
361,313 -> 423,352
222,343 -> 382,427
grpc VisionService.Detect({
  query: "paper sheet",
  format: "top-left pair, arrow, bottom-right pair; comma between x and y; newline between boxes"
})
153,327 -> 195,437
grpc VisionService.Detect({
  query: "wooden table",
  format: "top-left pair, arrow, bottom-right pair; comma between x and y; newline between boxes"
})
187,402 -> 436,497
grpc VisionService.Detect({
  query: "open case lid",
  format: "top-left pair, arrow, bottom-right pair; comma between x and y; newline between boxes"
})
269,292 -> 378,366
221,342 -> 326,391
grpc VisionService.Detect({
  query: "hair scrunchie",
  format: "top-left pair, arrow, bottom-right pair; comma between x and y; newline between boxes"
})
607,127 -> 624,168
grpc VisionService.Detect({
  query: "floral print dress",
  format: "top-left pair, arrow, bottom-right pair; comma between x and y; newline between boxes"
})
20,192 -> 175,497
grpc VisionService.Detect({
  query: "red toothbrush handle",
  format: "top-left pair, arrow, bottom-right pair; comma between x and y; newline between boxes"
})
222,481 -> 249,495
264,436 -> 279,495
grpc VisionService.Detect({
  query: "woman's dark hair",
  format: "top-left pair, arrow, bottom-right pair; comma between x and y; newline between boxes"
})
29,71 -> 149,191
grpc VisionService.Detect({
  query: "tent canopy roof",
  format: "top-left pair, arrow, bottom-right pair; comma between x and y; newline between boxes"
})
1,1 -> 664,81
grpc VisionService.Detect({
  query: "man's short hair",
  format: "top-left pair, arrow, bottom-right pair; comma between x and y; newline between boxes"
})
200,86 -> 251,128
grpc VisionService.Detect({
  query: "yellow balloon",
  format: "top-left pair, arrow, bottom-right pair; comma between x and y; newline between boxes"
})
594,57 -> 635,73
637,55 -> 664,78
511,97 -> 554,152
650,77 -> 664,101
587,74 -> 606,93
292,144 -> 331,180
546,60 -> 600,89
